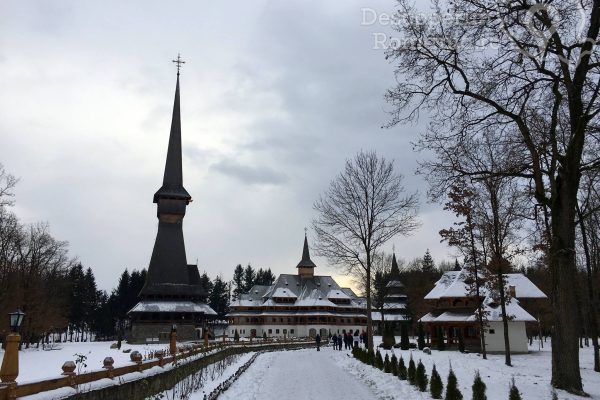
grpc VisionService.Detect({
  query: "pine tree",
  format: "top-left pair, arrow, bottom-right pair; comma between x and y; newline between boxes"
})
391,353 -> 398,376
472,371 -> 487,400
232,264 -> 244,300
209,275 -> 230,318
234,329 -> 240,342
243,264 -> 256,292
422,249 -> 436,272
508,378 -> 521,400
382,322 -> 396,349
401,323 -> 410,350
375,349 -> 384,370
408,354 -> 417,384
417,321 -> 426,350
384,353 -> 391,373
416,360 -> 428,391
263,331 -> 267,340
437,326 -> 446,351
445,366 -> 463,400
399,356 -> 408,380
430,364 -> 443,399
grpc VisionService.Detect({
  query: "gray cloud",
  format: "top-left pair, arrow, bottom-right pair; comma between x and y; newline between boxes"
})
210,158 -> 288,186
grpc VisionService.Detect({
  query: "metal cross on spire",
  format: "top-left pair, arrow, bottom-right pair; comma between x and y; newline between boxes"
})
172,53 -> 185,75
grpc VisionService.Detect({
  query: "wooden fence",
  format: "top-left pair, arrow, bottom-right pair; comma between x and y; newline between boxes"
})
0,338 -> 315,400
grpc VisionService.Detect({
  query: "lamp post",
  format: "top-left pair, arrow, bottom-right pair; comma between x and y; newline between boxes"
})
1,309 -> 25,399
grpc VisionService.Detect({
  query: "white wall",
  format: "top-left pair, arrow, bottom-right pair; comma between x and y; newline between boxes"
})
229,324 -> 364,339
485,321 -> 529,353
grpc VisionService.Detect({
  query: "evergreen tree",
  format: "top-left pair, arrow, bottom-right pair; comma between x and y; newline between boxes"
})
232,264 -> 244,300
430,364 -> 443,399
508,378 -> 522,400
243,264 -> 256,291
422,249 -> 436,272
368,348 -> 375,366
400,323 -> 410,350
384,353 -> 391,373
375,349 -> 384,370
408,354 -> 417,384
199,272 -> 213,295
416,360 -> 428,391
472,371 -> 487,400
399,356 -> 408,380
383,322 -> 396,349
445,366 -> 463,400
437,326 -> 446,351
209,275 -> 230,318
263,331 -> 267,340
417,321 -> 426,350
391,353 -> 398,376
454,259 -> 461,271
234,329 -> 240,342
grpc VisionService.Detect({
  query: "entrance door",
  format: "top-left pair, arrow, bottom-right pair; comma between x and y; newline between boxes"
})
309,328 -> 317,338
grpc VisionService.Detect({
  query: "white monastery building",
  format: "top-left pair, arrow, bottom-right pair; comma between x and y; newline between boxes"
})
227,235 -> 367,339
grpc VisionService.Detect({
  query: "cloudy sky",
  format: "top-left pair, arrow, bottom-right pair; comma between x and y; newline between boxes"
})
0,0 -> 456,292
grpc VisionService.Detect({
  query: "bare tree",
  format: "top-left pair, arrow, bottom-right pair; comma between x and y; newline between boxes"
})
312,151 -> 420,352
385,0 -> 600,391
0,164 -> 18,208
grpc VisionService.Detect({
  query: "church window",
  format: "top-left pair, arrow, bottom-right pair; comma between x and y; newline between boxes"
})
276,329 -> 280,334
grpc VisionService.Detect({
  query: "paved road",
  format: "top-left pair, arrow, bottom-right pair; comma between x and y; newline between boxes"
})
218,347 -> 378,400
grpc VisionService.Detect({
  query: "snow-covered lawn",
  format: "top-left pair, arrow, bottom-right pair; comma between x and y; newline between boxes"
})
5,341 -> 177,384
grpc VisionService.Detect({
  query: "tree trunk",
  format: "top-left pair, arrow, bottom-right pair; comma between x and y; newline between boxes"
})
498,273 -> 511,366
549,172 -> 583,393
576,203 -> 600,372
366,257 -> 374,353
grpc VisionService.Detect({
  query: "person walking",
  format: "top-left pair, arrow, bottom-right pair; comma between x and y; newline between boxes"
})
332,333 -> 338,350
315,333 -> 321,351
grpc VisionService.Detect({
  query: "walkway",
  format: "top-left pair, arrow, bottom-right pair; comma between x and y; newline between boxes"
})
218,347 -> 379,400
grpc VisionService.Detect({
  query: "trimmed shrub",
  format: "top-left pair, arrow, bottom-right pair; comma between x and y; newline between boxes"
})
375,349 -> 384,370
472,370 -> 487,400
382,322 -> 396,349
234,329 -> 239,342
417,321 -> 426,350
416,360 -> 428,392
262,331 -> 267,340
368,348 -> 375,366
408,354 -> 416,385
401,323 -> 410,350
430,364 -> 443,399
384,353 -> 391,373
445,367 -> 463,400
399,356 -> 408,380
391,353 -> 398,376
509,378 -> 522,400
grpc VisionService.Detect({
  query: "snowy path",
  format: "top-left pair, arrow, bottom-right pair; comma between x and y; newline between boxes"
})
218,348 -> 380,400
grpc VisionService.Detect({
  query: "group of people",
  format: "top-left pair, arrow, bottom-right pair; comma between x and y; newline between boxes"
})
314,329 -> 369,351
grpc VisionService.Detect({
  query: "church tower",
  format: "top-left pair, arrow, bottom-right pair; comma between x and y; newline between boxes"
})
128,57 -> 216,343
296,234 -> 317,277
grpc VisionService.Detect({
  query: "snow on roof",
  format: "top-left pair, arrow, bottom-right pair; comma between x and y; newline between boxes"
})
272,287 -> 297,298
424,270 -> 547,300
294,289 -> 337,307
327,289 -> 351,300
419,298 -> 536,323
386,279 -> 405,288
129,301 -> 217,315
371,312 -> 410,322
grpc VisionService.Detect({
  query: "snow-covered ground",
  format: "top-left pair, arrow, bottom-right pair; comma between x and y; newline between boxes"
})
207,339 -> 600,400
3,338 -> 599,399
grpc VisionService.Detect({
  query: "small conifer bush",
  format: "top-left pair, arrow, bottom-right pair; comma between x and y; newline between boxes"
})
509,378 -> 522,400
430,364 -> 443,399
416,360 -> 428,391
445,366 -> 463,400
391,353 -> 398,376
408,354 -> 417,384
384,353 -> 391,373
234,329 -> 239,342
368,348 -> 375,366
399,356 -> 408,380
375,349 -> 384,370
401,323 -> 410,350
472,371 -> 487,400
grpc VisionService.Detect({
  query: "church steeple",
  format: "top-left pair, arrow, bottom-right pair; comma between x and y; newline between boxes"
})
153,71 -> 191,204
390,252 -> 400,279
297,232 -> 316,276
140,62 -> 203,299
